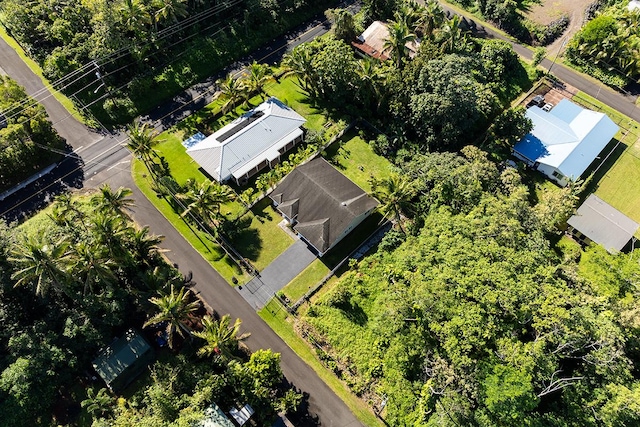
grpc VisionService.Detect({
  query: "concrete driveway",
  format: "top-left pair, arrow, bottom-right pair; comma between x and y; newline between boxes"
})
238,239 -> 317,310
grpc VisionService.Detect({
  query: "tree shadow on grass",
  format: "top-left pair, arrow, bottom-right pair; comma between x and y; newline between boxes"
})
227,214 -> 262,262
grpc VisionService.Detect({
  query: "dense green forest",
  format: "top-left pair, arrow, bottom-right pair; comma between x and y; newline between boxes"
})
300,149 -> 640,426
0,76 -> 65,192
0,0 -> 335,125
565,1 -> 640,88
0,189 -> 296,426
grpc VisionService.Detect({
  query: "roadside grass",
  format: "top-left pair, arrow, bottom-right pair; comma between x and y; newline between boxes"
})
132,159 -> 246,283
321,131 -> 394,192
258,302 -> 384,427
228,198 -> 294,274
0,26 -> 87,125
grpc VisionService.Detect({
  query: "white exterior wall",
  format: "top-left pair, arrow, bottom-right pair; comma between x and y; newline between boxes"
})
536,163 -> 569,187
324,207 -> 376,255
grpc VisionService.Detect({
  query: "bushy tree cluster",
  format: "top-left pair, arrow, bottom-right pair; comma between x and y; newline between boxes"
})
0,76 -> 65,191
301,147 -> 640,426
565,6 -> 640,87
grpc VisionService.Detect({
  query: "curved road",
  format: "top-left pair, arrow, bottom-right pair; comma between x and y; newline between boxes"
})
2,3 -> 640,426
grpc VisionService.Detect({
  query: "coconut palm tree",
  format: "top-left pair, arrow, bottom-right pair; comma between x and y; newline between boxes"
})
91,213 -> 131,261
177,179 -> 234,231
417,0 -> 445,39
144,284 -> 201,349
92,185 -> 135,219
356,57 -> 386,110
216,74 -> 248,114
126,226 -> 165,268
326,8 -> 357,42
119,0 -> 151,35
438,15 -> 466,54
81,388 -> 113,418
370,174 -> 415,233
242,61 -> 273,100
10,235 -> 72,297
127,120 -> 160,166
383,20 -> 417,69
282,45 -> 318,98
153,0 -> 187,27
193,314 -> 250,361
69,241 -> 117,296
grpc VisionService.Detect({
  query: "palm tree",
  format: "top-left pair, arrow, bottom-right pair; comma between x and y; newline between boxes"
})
153,0 -> 187,27
126,226 -> 165,268
326,8 -> 357,42
144,284 -> 201,349
438,15 -> 466,54
417,0 -> 445,39
383,20 -> 417,69
91,213 -> 131,261
282,45 -> 318,98
49,193 -> 87,233
242,62 -> 273,100
119,0 -> 151,35
10,235 -> 72,297
370,174 -> 415,233
92,185 -> 135,219
127,120 -> 160,166
177,179 -> 234,231
193,314 -> 250,361
81,388 -> 113,418
216,73 -> 248,114
69,241 -> 117,296
356,57 -> 386,110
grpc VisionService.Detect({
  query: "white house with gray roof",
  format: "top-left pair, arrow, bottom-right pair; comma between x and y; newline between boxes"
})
186,97 -> 306,185
512,99 -> 618,187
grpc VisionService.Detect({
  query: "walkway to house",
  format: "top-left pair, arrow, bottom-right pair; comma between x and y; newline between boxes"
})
238,238 -> 316,310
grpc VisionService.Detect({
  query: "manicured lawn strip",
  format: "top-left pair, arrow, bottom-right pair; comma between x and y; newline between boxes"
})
322,132 -> 394,192
229,198 -> 294,273
258,305 -> 384,427
0,26 -> 87,125
264,77 -> 327,132
132,159 -> 246,283
282,259 -> 330,302
594,144 -> 640,227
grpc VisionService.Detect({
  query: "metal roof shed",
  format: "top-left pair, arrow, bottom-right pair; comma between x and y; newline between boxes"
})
567,194 -> 639,253
92,329 -> 154,393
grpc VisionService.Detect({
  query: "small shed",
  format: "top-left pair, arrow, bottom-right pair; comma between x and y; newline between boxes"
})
567,194 -> 639,253
92,329 -> 154,393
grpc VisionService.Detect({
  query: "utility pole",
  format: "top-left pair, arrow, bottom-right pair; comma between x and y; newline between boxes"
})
548,37 -> 568,77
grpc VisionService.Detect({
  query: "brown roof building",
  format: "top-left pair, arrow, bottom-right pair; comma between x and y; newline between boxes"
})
270,158 -> 378,256
351,21 -> 419,61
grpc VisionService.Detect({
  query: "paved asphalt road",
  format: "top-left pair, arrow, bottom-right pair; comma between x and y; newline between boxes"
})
2,3 -> 640,426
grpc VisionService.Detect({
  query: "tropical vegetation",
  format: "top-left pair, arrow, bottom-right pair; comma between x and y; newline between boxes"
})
0,76 -> 65,192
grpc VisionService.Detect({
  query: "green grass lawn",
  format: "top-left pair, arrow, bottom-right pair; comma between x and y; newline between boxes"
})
322,131 -> 395,192
264,77 -> 327,131
570,91 -> 640,230
281,259 -> 329,302
258,302 -> 384,427
228,199 -> 294,274
132,159 -> 246,283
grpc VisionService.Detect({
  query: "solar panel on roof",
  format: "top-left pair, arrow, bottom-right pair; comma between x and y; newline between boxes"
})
217,111 -> 264,142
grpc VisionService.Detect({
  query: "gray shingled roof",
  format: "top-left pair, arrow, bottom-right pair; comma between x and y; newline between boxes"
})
186,98 -> 306,182
567,194 -> 639,252
270,158 -> 378,254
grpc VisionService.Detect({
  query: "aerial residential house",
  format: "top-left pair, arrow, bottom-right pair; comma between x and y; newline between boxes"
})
567,194 -> 639,253
186,97 -> 306,185
512,99 -> 619,187
92,329 -> 154,393
352,20 -> 420,61
270,158 -> 379,256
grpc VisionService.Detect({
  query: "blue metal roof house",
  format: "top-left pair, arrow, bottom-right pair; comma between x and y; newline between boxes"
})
186,97 -> 306,185
512,99 -> 619,187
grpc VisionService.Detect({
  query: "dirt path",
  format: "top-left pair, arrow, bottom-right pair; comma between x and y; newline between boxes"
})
527,0 -> 593,59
